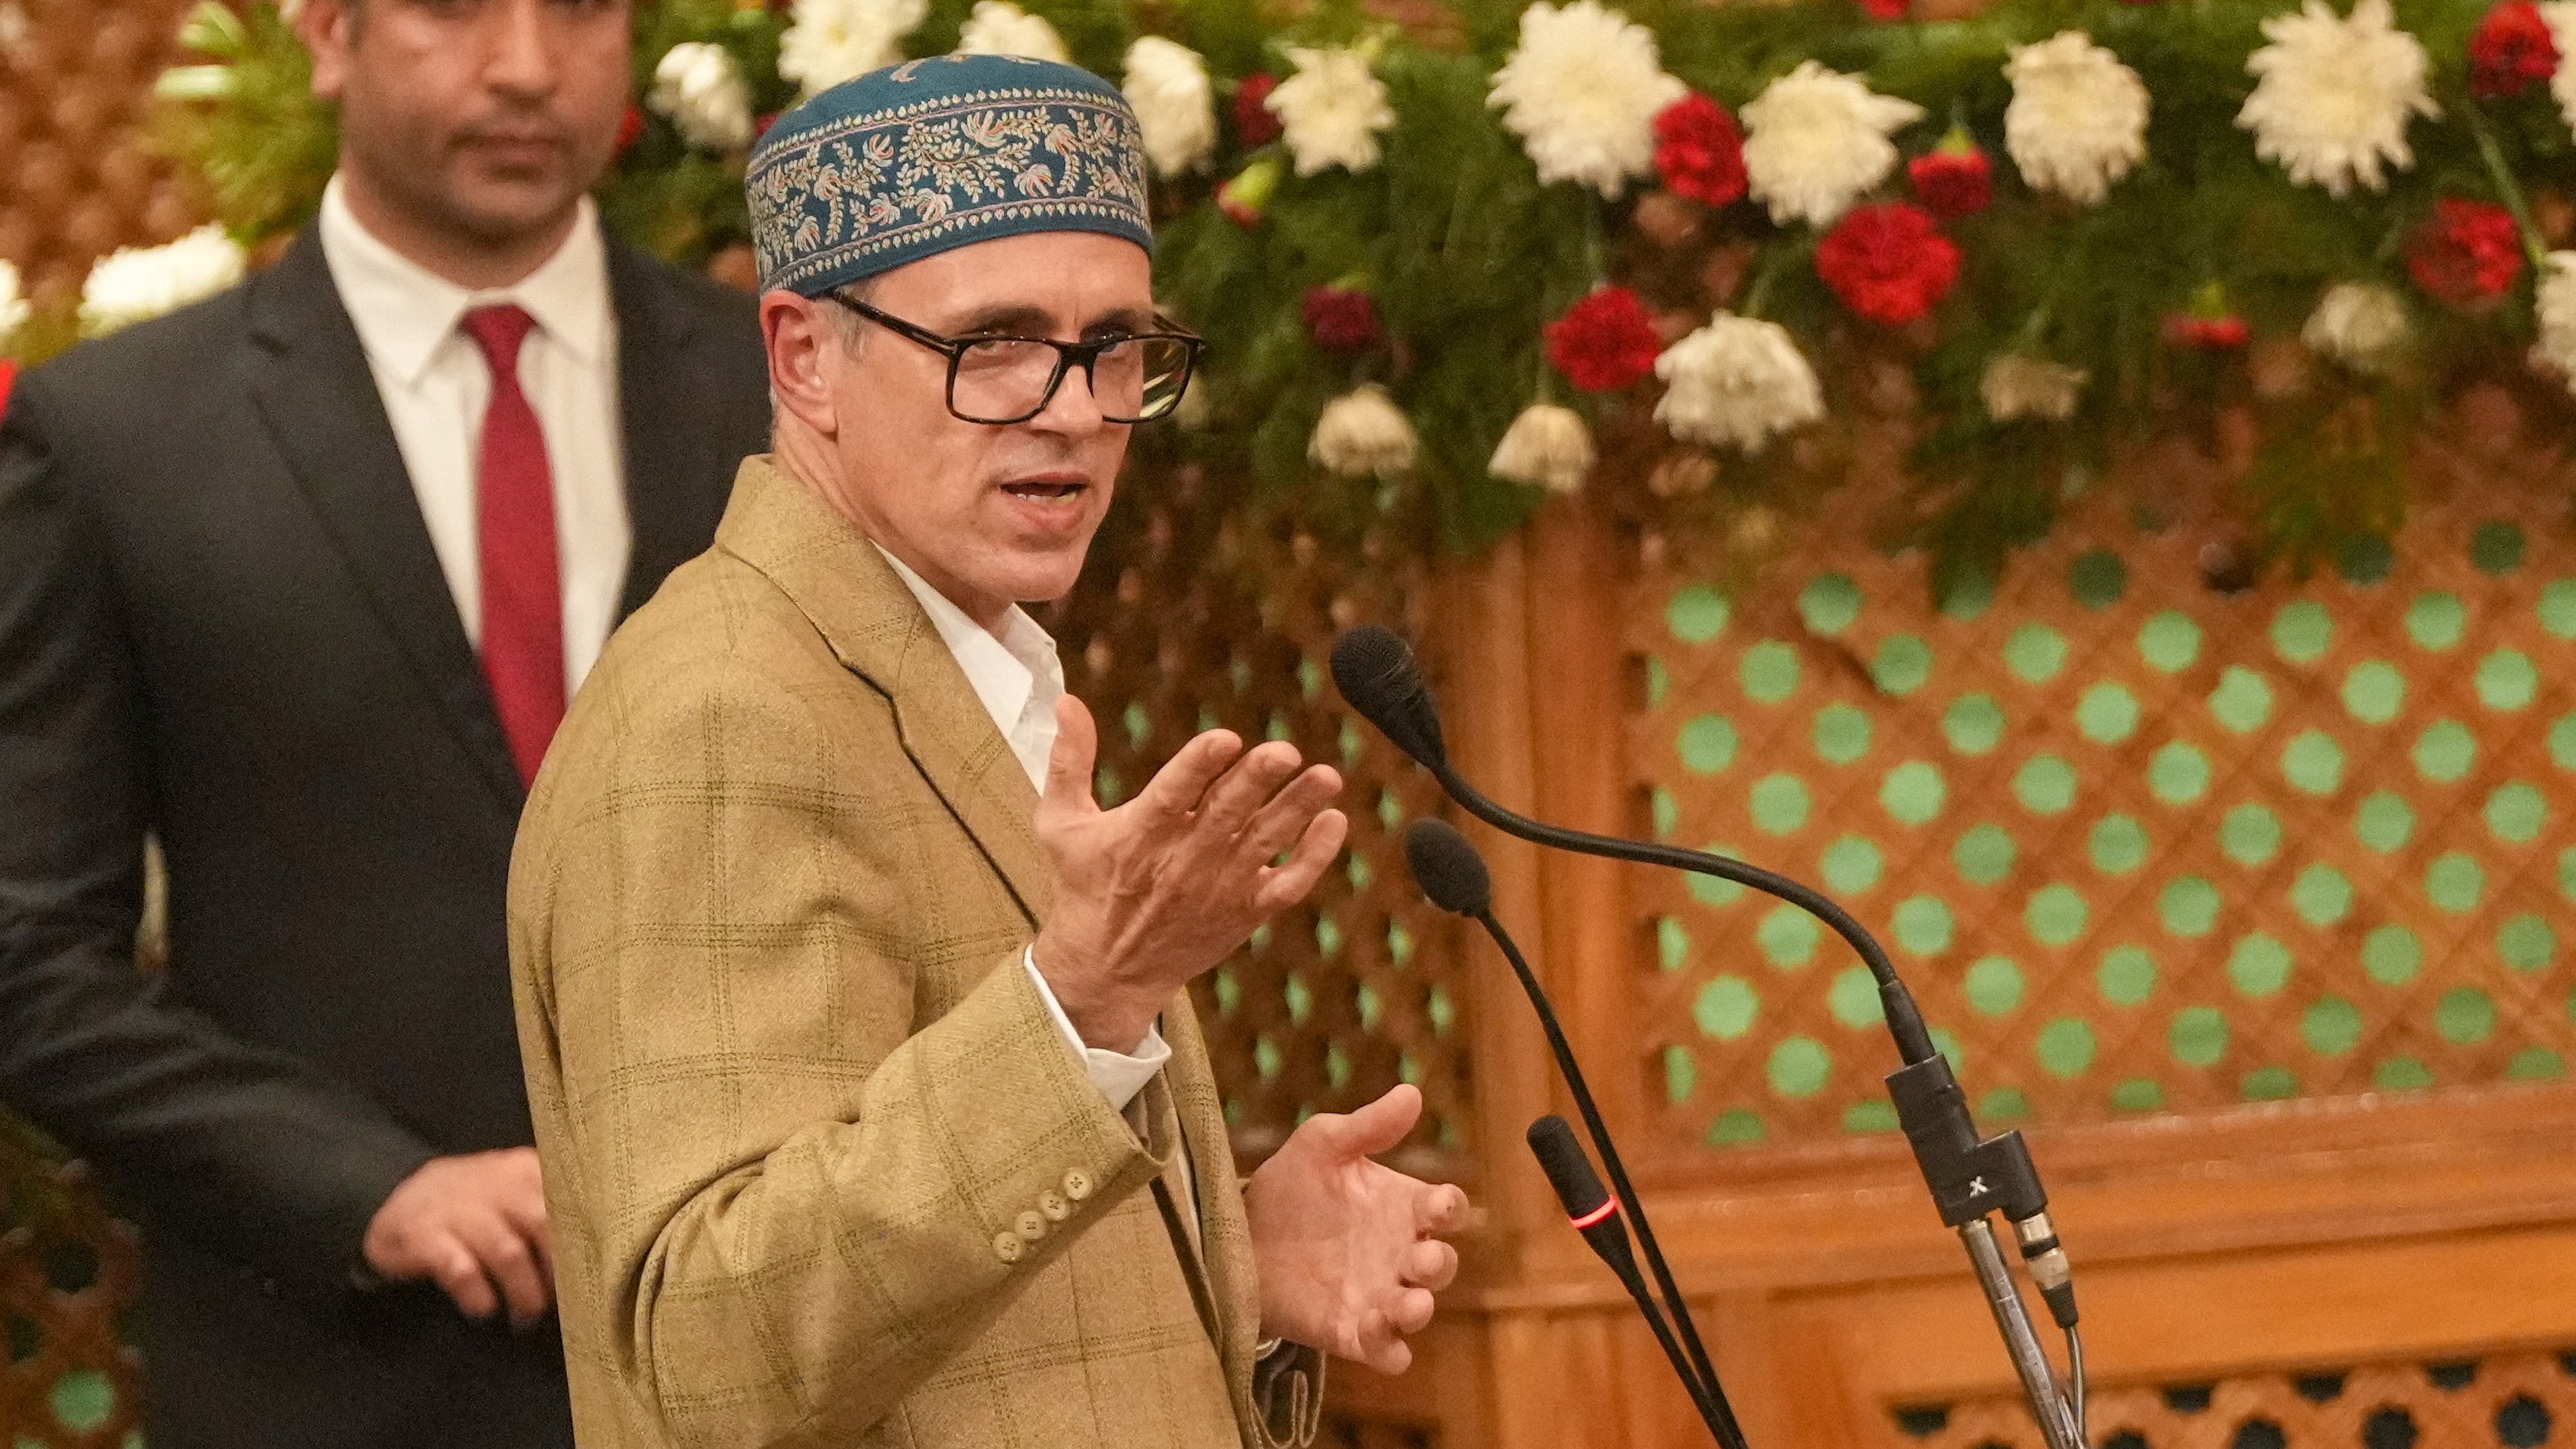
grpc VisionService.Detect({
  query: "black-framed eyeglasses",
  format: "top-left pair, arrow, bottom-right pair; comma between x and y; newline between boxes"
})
823,291 -> 1204,425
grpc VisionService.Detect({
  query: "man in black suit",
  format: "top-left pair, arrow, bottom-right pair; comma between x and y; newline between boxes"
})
0,0 -> 767,1444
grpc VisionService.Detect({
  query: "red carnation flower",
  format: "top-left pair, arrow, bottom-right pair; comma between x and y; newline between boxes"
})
1234,73 -> 1283,149
1302,286 -> 1383,353
755,112 -> 781,142
2408,198 -> 2528,303
1544,287 -> 1663,392
616,104 -> 646,157
1860,0 -> 1908,19
1815,202 -> 1962,326
1652,93 -> 1747,207
0,358 -> 17,427
2472,1 -> 2560,98
1908,145 -> 1992,219
2163,314 -> 2251,349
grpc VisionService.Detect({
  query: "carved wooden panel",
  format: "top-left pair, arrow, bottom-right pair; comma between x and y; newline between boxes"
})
1898,1346 -> 2576,1449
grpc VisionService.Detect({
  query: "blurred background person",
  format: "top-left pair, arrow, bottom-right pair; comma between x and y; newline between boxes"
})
0,0 -> 767,1444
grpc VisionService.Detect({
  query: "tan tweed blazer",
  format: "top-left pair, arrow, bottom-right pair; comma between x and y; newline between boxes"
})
510,456 -> 1319,1449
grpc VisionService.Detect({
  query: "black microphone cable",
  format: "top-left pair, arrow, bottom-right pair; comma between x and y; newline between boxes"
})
1405,821 -> 1748,1448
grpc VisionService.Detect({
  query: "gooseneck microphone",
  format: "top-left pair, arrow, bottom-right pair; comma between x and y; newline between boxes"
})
1344,626 -> 2088,1449
1529,1113 -> 1727,1442
1333,627 -> 1941,1066
1406,821 -> 1748,1449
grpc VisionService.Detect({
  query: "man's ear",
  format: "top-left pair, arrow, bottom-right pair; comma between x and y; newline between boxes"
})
300,0 -> 356,103
762,291 -> 842,439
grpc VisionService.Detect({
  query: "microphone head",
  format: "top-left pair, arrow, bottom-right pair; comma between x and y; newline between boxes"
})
1330,626 -> 1449,770
1405,819 -> 1492,917
1525,1114 -> 1611,1218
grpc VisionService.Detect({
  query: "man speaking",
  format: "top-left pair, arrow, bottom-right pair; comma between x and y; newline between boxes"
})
510,54 -> 1470,1448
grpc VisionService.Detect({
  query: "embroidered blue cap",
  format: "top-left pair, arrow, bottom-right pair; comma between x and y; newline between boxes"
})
747,54 -> 1154,297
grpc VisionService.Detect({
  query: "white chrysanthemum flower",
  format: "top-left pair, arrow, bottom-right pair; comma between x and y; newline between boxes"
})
2530,253 -> 2576,392
1485,1 -> 1687,197
2237,0 -> 2437,198
2004,32 -> 2149,205
2302,283 -> 2410,372
954,1 -> 1068,63
1489,403 -> 1595,493
2544,3 -> 2576,135
79,225 -> 245,337
1653,312 -> 1823,453
1123,36 -> 1217,178
649,42 -> 756,153
1740,61 -> 1924,228
0,260 -> 26,345
1309,384 -> 1419,477
1267,46 -> 1395,176
779,0 -> 924,96
1980,355 -> 2089,423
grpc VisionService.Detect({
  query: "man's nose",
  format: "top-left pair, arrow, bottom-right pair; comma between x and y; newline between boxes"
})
1027,360 -> 1113,437
483,0 -> 563,99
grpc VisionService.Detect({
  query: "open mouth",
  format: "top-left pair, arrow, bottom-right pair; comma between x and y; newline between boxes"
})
1002,479 -> 1088,503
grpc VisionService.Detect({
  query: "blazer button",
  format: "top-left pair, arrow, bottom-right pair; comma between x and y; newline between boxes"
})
1062,1167 -> 1094,1202
992,1232 -> 1025,1265
1014,1210 -> 1048,1243
1039,1190 -> 1071,1222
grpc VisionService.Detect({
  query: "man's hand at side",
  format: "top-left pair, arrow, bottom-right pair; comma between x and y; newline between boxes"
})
361,1147 -> 553,1327
1243,1083 -> 1471,1373
1032,695 -> 1348,1051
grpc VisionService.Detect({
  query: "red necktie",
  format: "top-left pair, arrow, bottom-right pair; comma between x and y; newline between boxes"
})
462,304 -> 565,787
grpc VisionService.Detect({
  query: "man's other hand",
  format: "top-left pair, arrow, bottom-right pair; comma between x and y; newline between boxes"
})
1033,695 -> 1347,1051
1244,1084 -> 1471,1374
362,1147 -> 553,1327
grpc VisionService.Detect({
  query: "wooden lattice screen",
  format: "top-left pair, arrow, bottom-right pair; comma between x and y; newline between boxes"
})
1629,430 -> 2576,1158
0,0 -> 203,317
1,1127 -> 143,1449
1049,464 -> 1473,1180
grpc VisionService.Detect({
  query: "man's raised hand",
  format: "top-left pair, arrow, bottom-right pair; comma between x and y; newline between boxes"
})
1243,1084 -> 1471,1373
1033,694 -> 1347,1052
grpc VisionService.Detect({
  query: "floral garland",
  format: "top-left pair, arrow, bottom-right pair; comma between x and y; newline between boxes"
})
81,0 -> 2576,574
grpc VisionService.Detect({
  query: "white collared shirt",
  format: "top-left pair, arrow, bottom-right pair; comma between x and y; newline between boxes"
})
317,175 -> 630,699
875,547 -> 1173,1110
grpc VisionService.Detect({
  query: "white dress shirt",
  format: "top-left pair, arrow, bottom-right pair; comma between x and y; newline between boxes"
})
317,176 -> 631,699
876,547 -> 1173,1111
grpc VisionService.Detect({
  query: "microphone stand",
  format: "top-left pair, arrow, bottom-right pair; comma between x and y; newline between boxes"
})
1473,905 -> 1750,1449
1428,761 -> 2089,1449
1330,627 -> 2087,1448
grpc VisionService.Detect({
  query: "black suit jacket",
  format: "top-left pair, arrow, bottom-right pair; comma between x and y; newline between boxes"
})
0,227 -> 770,1449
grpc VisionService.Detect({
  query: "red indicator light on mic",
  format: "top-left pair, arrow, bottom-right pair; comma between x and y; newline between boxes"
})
1569,1196 -> 1619,1230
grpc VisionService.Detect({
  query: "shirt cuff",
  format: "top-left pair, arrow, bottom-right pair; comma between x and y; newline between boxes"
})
1024,948 -> 1171,1112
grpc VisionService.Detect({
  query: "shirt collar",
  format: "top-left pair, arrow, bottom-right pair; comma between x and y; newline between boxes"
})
873,544 -> 1064,749
317,173 -> 613,387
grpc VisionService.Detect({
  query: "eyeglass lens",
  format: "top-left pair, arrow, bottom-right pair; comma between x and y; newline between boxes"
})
951,336 -> 1194,423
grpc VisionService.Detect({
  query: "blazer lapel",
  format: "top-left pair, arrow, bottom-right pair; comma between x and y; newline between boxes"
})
244,230 -> 525,810
607,241 -> 720,622
714,459 -> 1055,924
